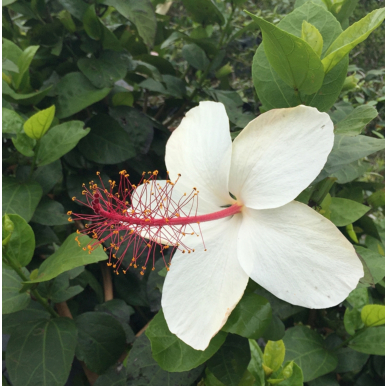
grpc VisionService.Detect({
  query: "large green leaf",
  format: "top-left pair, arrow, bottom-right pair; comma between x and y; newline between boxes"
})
348,326 -> 385,356
322,8 -> 385,73
146,310 -> 227,372
32,160 -> 63,195
6,317 -> 77,386
2,80 -> 52,105
75,312 -> 126,373
3,214 -> 35,267
328,197 -> 370,227
36,120 -> 90,166
181,43 -> 210,71
56,72 -> 111,119
181,0 -> 224,26
2,177 -> 43,222
2,108 -> 24,135
334,346 -> 369,373
252,2 -> 346,112
31,197 -> 69,226
126,334 -> 203,384
222,293 -> 272,339
263,340 -> 285,372
248,12 -> 324,95
247,340 -> 265,386
334,105 -> 378,136
2,268 -> 30,314
361,305 -> 385,327
283,326 -> 338,382
13,45 -> 39,90
207,334 -> 251,386
102,0 -> 157,46
355,246 -> 385,286
78,114 -> 136,164
301,20 -> 323,57
26,233 -> 107,283
82,4 -> 103,40
23,105 -> 55,140
77,50 -> 132,89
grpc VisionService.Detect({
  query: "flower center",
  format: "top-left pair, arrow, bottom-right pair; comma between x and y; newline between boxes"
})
69,170 -> 242,275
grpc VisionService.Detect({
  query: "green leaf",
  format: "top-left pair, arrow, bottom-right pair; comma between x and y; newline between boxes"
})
57,9 -> 76,32
31,197 -> 69,226
23,105 -> 55,140
328,197 -> 370,227
322,8 -> 385,73
3,214 -> 35,267
13,131 -> 36,157
2,80 -> 52,106
307,374 -> 339,386
335,105 -> 378,136
262,314 -> 286,341
2,177 -> 43,222
26,232 -> 107,283
56,72 -> 111,119
32,160 -> 63,195
2,38 -> 23,67
94,367 -> 127,386
102,0 -> 157,46
252,2 -> 347,112
78,50 -> 132,89
222,293 -> 272,339
145,309 -> 227,372
6,317 -> 77,386
78,114 -> 136,164
2,213 -> 14,246
2,108 -> 24,135
207,334 -> 251,386
57,0 -> 88,20
361,305 -> 385,327
348,326 -> 385,356
13,45 -> 39,90
355,246 -> 385,285
331,160 -> 369,184
2,268 -> 30,314
126,334 -> 203,384
112,91 -> 134,107
37,120 -> 90,166
248,12 -> 324,95
181,0 -> 224,25
346,287 -> 369,309
182,43 -> 210,71
283,326 -> 338,382
301,20 -> 323,57
334,346 -> 369,373
75,312 -> 127,373
263,340 -> 285,372
275,362 -> 303,386
247,340 -> 265,386
82,4 -> 103,40
344,308 -> 364,335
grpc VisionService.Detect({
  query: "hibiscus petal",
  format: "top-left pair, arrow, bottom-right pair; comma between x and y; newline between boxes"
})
229,105 -> 334,209
162,214 -> 249,350
165,101 -> 233,211
237,202 -> 363,309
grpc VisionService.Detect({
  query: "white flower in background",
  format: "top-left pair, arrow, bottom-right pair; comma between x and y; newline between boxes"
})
156,101 -> 363,350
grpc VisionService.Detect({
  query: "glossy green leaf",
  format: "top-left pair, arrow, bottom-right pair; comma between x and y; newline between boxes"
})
82,4 -> 102,40
75,312 -> 126,373
23,105 -> 55,140
207,334 -> 251,386
31,197 -> 69,226
112,91 -> 134,107
102,0 -> 157,46
6,317 -> 77,386
348,326 -> 385,356
2,268 -> 30,314
328,197 -> 370,227
335,105 -> 378,136
274,361 -> 303,386
36,120 -> 90,166
263,340 -> 285,372
78,50 -> 132,89
361,305 -> 385,327
182,43 -> 210,71
247,340 -> 265,386
2,108 -> 24,135
26,232 -> 107,283
181,0 -> 224,26
252,2 -> 347,112
126,334 -> 203,384
146,310 -> 227,372
78,114 -> 136,164
344,308 -> 364,335
12,132 -> 36,157
2,38 -> 22,67
3,214 -> 35,267
13,45 -> 39,90
262,315 -> 286,341
283,326 -> 338,382
2,213 -> 14,246
2,80 -> 52,106
222,293 -> 272,339
322,8 -> 385,73
334,346 -> 369,373
346,287 -> 369,309
355,246 -> 385,285
2,177 -> 43,222
301,20 -> 323,57
56,72 -> 111,119
57,9 -> 76,32
248,12 -> 324,95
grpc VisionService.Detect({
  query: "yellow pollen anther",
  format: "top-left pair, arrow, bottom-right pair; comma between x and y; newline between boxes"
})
68,217 -> 72,222
67,211 -> 72,215
72,197 -> 76,201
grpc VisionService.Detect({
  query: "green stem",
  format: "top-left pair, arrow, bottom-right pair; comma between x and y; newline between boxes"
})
3,251 -> 59,318
310,177 -> 336,206
29,139 -> 41,180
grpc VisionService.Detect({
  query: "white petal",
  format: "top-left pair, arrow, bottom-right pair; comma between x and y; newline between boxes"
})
162,214 -> 249,350
229,105 -> 334,209
237,202 -> 363,309
165,101 -> 233,211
